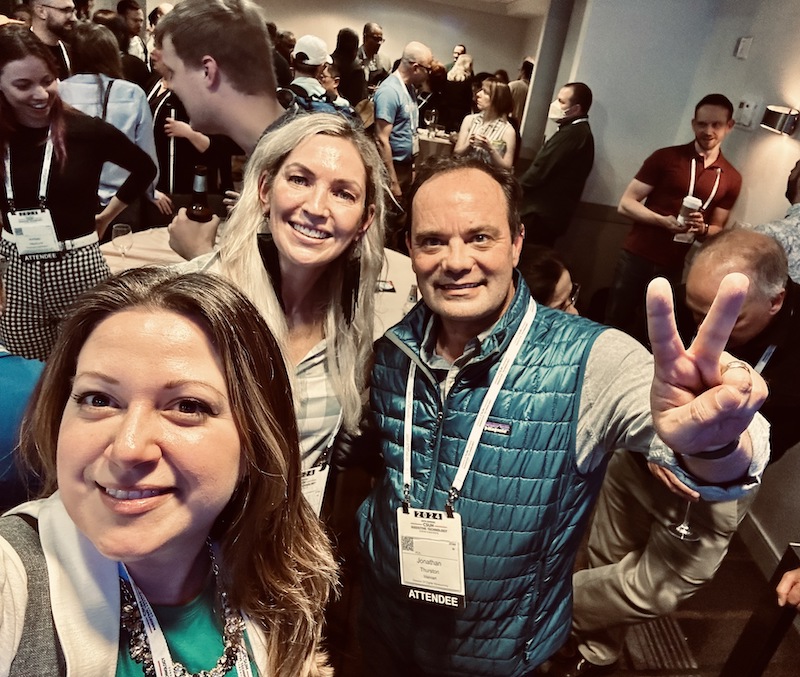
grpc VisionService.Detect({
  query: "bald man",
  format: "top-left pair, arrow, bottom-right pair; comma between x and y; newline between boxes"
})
555,229 -> 798,677
373,41 -> 433,249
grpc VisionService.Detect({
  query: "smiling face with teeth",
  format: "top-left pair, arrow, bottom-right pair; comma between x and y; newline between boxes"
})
258,134 -> 375,278
0,55 -> 58,128
56,309 -> 241,573
408,167 -> 523,351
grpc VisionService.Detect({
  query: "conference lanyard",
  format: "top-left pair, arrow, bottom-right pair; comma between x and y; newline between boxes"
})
402,299 -> 536,513
753,345 -> 775,375
688,157 -> 721,212
301,411 -> 343,517
393,71 -> 419,154
4,132 -> 54,212
118,562 -> 254,677
148,84 -> 176,194
58,40 -> 70,75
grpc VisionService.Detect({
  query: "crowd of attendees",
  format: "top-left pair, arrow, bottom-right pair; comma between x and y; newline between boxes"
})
0,1 -> 797,677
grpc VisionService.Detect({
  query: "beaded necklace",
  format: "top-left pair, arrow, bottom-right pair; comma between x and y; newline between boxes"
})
118,545 -> 247,677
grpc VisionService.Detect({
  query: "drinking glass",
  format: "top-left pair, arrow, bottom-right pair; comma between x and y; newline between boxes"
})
424,108 -> 438,137
111,224 -> 134,261
667,500 -> 700,542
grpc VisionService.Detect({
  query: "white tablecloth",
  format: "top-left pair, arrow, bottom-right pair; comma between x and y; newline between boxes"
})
101,228 -> 417,339
101,227 -> 185,273
418,130 -> 454,161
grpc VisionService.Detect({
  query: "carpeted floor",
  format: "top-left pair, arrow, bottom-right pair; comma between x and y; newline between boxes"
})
326,524 -> 800,676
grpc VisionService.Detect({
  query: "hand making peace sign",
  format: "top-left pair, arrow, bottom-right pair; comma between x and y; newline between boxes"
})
646,272 -> 768,483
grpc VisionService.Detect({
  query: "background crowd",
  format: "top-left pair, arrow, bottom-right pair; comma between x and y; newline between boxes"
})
0,1 -> 798,677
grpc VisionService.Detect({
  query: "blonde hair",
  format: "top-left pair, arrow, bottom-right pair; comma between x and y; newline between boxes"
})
220,113 -> 387,434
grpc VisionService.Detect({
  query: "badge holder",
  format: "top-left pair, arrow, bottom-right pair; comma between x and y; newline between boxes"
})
395,300 -> 537,611
397,486 -> 466,609
299,413 -> 341,517
4,134 -> 61,260
7,206 -> 60,260
301,463 -> 330,518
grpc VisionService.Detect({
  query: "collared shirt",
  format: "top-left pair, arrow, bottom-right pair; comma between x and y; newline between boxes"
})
294,339 -> 341,470
357,45 -> 391,86
59,74 -> 158,204
623,141 -> 742,269
385,285 -> 768,502
419,315 -> 494,399
751,203 -> 800,282
127,35 -> 149,68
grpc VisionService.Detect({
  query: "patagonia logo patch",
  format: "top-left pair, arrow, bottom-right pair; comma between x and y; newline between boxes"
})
484,421 -> 511,435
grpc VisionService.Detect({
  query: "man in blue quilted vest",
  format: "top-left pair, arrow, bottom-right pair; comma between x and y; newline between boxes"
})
356,154 -> 770,676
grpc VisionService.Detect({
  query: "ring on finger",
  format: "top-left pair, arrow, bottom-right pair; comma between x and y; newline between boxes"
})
722,359 -> 750,375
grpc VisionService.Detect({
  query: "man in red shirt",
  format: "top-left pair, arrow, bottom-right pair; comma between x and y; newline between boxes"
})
605,93 -> 741,332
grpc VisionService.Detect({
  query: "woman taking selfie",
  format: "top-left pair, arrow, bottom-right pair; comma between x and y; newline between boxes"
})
0,268 -> 337,676
0,25 -> 155,360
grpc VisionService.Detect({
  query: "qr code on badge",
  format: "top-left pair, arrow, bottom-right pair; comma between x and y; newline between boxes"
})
401,536 -> 414,552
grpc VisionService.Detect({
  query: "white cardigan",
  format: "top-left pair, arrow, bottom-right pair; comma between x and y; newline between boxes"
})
0,493 -> 268,676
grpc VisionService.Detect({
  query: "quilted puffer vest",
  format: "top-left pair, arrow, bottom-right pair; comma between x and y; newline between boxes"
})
358,277 -> 608,676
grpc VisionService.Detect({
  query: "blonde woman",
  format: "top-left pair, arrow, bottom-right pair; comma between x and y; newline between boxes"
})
191,113 -> 387,470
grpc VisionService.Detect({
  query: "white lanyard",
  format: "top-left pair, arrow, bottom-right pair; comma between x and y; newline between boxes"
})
58,40 -> 70,75
148,85 -> 175,194
402,299 -> 537,512
4,132 -> 54,212
754,344 -> 776,374
118,562 -> 254,677
688,157 -> 721,212
395,71 -> 419,133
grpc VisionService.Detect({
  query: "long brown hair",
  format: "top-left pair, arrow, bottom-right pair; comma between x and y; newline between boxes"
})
19,268 -> 338,677
0,25 -> 68,170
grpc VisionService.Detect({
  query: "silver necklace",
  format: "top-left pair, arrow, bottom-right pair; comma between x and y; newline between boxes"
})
119,544 -> 245,677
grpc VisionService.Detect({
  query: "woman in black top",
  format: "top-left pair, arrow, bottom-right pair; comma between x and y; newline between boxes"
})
0,25 -> 155,360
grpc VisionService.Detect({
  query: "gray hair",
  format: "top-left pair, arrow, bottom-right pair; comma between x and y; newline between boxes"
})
692,229 -> 788,300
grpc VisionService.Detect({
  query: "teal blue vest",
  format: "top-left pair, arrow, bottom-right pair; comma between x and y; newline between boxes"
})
359,277 -> 607,675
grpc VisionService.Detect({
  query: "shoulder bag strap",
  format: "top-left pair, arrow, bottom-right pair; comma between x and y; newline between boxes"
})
0,515 -> 66,676
101,79 -> 115,122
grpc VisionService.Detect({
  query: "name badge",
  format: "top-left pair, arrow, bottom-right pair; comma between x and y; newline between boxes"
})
301,464 -> 330,517
7,209 -> 60,256
397,507 -> 465,608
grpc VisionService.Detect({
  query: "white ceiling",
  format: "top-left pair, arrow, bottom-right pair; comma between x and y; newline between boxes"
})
429,0 -> 549,18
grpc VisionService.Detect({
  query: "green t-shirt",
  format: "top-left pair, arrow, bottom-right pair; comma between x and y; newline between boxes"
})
116,581 -> 257,676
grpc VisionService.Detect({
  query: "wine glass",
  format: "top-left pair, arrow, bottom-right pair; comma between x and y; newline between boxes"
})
111,224 -> 134,262
424,108 -> 438,137
667,500 -> 700,542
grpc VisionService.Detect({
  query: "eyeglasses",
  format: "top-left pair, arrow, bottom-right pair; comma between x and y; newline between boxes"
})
557,282 -> 581,311
41,3 -> 76,14
414,62 -> 432,75
367,34 -> 385,43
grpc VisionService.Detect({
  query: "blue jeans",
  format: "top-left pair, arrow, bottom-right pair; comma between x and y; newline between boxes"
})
604,249 -> 683,333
